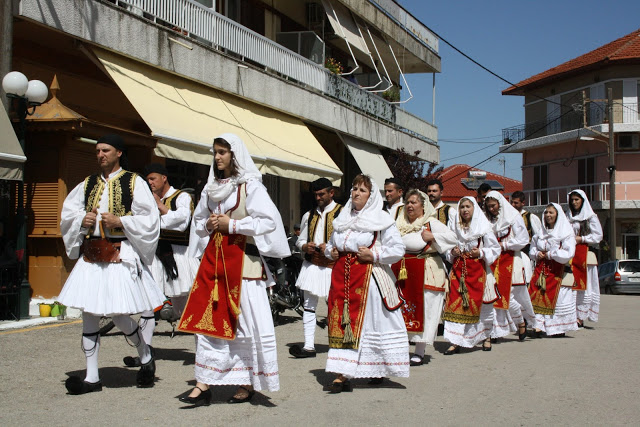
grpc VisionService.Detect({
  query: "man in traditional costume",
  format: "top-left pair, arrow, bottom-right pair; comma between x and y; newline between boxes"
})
59,134 -> 164,394
391,189 -> 456,366
510,190 -> 542,255
122,163 -> 199,367
384,177 -> 404,220
484,191 -> 535,342
426,178 -> 457,227
290,178 -> 342,358
178,133 -> 289,405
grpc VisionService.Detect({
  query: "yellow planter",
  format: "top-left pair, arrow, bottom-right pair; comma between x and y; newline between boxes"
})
39,304 -> 52,317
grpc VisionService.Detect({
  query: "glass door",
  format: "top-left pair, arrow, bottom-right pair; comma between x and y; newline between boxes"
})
622,234 -> 640,260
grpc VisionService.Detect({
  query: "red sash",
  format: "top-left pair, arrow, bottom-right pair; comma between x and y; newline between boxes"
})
178,232 -> 246,340
442,256 -> 486,324
492,250 -> 514,310
392,254 -> 425,333
529,258 -> 564,315
571,243 -> 588,291
327,253 -> 372,349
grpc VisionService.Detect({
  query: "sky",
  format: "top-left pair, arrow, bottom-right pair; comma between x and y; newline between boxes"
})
394,0 -> 640,181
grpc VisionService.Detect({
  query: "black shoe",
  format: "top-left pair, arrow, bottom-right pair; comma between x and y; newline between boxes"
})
289,345 -> 317,358
490,337 -> 498,344
65,376 -> 103,395
409,355 -> 424,366
329,380 -> 352,393
178,386 -> 212,406
368,377 -> 384,385
518,325 -> 527,341
444,345 -> 460,355
227,386 -> 255,404
316,318 -> 327,329
577,321 -> 584,328
482,342 -> 492,352
124,345 -> 154,368
136,356 -> 156,388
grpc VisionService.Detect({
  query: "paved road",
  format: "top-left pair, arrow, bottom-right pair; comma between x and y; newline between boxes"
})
1,295 -> 639,426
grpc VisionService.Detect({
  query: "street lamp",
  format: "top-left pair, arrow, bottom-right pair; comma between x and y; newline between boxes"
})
2,71 -> 48,318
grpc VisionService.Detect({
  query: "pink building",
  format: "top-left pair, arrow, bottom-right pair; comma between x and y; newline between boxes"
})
502,29 -> 640,261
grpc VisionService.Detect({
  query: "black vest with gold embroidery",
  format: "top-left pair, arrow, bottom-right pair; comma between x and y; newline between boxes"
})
159,190 -> 194,246
436,204 -> 451,226
84,170 -> 136,237
521,211 -> 533,240
305,203 -> 342,262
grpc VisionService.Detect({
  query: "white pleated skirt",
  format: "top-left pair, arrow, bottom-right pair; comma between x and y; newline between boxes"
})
149,244 -> 200,297
491,307 -> 516,338
576,265 -> 600,322
295,261 -> 332,298
535,287 -> 578,335
325,282 -> 409,379
58,257 -> 166,316
194,279 -> 279,392
444,303 -> 494,348
409,289 -> 444,345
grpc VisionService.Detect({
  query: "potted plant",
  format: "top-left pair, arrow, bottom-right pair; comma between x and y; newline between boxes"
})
38,302 -> 52,317
382,86 -> 400,102
324,57 -> 343,75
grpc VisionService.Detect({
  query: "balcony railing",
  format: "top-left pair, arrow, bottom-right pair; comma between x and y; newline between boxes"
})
523,181 -> 640,208
110,0 -> 403,125
502,101 -> 640,145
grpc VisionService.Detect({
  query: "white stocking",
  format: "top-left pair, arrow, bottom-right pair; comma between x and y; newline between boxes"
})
414,342 -> 427,358
112,315 -> 151,364
138,310 -> 155,347
82,312 -> 101,383
302,292 -> 319,350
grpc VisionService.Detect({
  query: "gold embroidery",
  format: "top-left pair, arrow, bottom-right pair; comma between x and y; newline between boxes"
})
230,285 -> 240,299
223,320 -> 233,337
180,314 -> 193,329
194,289 -> 217,332
191,279 -> 199,292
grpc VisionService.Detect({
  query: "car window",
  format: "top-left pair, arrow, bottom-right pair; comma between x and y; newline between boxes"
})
619,261 -> 640,273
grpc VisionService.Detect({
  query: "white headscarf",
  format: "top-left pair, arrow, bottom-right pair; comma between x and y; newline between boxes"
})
538,202 -> 573,246
454,196 -> 493,242
484,190 -> 521,233
333,178 -> 395,233
566,189 -> 596,222
204,133 -> 262,202
396,189 -> 436,235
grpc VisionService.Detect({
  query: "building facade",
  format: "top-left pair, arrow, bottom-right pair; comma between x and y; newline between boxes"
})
1,0 -> 441,299
502,28 -> 640,261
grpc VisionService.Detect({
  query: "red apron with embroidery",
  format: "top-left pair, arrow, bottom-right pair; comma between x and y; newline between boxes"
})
529,258 -> 564,316
392,254 -> 425,333
492,250 -> 514,310
442,256 -> 486,324
571,243 -> 588,291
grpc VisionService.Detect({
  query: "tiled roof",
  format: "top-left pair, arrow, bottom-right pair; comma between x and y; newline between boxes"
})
503,28 -> 640,95
439,164 -> 522,203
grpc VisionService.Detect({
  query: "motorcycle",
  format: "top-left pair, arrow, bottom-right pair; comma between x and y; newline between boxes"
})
265,254 -> 303,325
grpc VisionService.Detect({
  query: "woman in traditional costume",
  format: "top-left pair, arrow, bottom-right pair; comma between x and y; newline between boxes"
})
442,196 -> 501,354
391,189 -> 456,366
529,203 -> 577,337
484,191 -> 535,342
177,134 -> 289,405
324,174 -> 408,392
566,190 -> 603,326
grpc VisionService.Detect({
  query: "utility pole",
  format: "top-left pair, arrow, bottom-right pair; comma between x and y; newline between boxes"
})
608,88 -> 616,260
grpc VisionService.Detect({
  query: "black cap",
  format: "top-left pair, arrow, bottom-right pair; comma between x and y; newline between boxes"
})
97,134 -> 126,151
311,177 -> 333,192
144,163 -> 169,177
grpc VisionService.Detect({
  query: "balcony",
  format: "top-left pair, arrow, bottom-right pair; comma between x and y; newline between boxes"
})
103,0 -> 436,140
523,181 -> 640,210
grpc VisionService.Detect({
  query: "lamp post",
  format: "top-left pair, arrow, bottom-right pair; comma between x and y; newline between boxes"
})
2,71 -> 48,318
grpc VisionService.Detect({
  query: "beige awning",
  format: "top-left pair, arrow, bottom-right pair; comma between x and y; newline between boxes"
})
338,133 -> 393,188
321,0 -> 371,56
0,107 -> 26,181
93,48 -> 342,184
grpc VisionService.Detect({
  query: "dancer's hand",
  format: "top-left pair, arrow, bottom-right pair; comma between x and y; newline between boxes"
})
82,207 -> 98,229
357,246 -> 374,263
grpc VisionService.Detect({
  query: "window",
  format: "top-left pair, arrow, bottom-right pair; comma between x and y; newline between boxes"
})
578,157 -> 596,200
617,133 -> 640,151
533,165 -> 548,205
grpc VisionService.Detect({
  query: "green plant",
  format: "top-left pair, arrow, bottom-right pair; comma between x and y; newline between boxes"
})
382,86 -> 400,102
324,57 -> 343,75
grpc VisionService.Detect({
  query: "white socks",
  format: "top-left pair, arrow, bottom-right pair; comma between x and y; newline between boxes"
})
414,342 -> 427,358
302,292 -> 319,350
112,314 -> 151,365
138,310 -> 155,347
82,312 -> 101,383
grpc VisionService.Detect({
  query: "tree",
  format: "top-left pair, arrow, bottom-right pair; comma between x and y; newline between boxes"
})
384,148 -> 443,191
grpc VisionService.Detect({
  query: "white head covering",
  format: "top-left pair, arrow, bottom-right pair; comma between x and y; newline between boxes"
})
484,190 -> 521,233
538,202 -> 573,246
396,189 -> 436,235
566,189 -> 596,222
454,196 -> 493,242
333,177 -> 395,233
204,133 -> 262,202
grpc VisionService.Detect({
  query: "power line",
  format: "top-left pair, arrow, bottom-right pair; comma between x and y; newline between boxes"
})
440,141 -> 502,162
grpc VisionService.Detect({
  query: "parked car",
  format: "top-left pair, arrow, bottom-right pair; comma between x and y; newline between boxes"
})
598,260 -> 640,294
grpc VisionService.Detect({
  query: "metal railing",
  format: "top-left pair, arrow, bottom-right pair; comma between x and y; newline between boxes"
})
109,0 -> 429,129
523,181 -> 640,207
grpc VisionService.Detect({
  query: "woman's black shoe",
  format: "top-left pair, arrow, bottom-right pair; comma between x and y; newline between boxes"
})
227,386 -> 255,403
65,376 -> 102,395
444,345 -> 460,355
329,380 -> 352,393
482,343 -> 492,351
179,386 -> 212,406
518,324 -> 527,341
